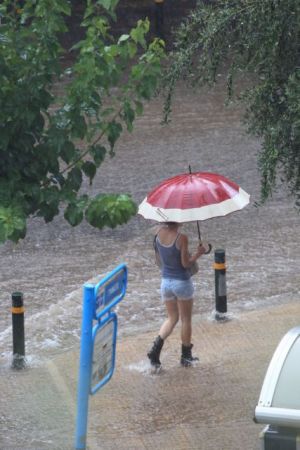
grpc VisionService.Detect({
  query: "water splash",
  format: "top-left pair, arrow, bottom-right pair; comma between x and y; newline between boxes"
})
126,359 -> 162,376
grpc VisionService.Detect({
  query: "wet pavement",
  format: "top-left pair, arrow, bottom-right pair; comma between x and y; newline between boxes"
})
1,300 -> 300,449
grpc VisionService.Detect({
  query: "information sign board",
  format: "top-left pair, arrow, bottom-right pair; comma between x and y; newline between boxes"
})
90,313 -> 117,395
94,264 -> 127,320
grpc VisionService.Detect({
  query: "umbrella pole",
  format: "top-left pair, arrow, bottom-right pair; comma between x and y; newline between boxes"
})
196,221 -> 202,242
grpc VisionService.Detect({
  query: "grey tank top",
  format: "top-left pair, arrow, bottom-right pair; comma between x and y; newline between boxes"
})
156,233 -> 191,280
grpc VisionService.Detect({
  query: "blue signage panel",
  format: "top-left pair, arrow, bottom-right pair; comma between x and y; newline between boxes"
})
94,263 -> 127,320
90,313 -> 117,395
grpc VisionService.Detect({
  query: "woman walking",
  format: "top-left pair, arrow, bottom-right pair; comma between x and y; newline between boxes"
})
148,222 -> 206,368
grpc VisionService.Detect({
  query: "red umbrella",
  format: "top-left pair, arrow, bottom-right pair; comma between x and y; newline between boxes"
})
138,168 -> 250,247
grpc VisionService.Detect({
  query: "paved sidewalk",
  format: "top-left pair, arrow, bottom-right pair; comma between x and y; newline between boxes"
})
1,301 -> 300,450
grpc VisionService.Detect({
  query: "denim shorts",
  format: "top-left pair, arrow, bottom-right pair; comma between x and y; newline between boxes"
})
161,278 -> 194,302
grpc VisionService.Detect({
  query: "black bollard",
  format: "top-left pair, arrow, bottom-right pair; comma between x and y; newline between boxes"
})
11,292 -> 26,369
214,249 -> 227,320
154,0 -> 165,40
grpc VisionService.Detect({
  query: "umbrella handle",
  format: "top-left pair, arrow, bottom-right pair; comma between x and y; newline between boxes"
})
204,243 -> 212,254
197,221 -> 212,254
199,241 -> 212,254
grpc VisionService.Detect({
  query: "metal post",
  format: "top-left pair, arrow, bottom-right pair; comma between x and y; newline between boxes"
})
11,292 -> 26,369
154,0 -> 165,40
214,249 -> 227,320
75,284 -> 95,450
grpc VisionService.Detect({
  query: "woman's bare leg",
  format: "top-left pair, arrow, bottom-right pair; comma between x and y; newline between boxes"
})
177,299 -> 193,346
158,299 -> 179,340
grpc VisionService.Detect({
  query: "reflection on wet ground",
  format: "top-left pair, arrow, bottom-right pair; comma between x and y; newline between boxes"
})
0,81 -> 299,364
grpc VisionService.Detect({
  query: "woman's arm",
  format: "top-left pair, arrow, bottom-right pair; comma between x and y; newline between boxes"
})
179,234 -> 206,268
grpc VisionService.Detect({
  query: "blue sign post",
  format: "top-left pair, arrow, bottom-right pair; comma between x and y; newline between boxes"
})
75,264 -> 127,450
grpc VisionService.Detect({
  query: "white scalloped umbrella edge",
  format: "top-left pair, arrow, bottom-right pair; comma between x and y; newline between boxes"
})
138,187 -> 250,222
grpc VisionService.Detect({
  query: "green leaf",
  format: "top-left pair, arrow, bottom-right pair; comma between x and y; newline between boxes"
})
71,115 -> 87,139
60,141 -> 76,164
96,0 -> 119,12
0,206 -> 26,243
66,167 -> 83,192
82,161 -> 97,184
90,145 -> 107,167
118,34 -> 130,44
130,23 -> 147,48
122,101 -> 135,132
56,0 -> 71,16
37,186 -> 60,222
106,121 -> 122,152
64,201 -> 85,227
85,194 -> 137,229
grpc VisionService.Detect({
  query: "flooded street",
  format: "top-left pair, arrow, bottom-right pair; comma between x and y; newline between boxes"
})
0,80 -> 299,367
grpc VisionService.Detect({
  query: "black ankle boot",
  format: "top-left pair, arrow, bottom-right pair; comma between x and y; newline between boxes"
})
147,335 -> 164,367
180,343 -> 199,367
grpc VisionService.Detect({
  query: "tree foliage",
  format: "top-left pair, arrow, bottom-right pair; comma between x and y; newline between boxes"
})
164,0 -> 300,207
0,0 -> 164,243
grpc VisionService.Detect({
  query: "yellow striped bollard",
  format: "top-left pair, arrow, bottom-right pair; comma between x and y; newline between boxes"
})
214,249 -> 227,320
11,292 -> 26,369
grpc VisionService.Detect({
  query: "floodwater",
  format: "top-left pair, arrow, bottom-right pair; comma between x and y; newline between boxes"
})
0,79 -> 299,367
0,79 -> 300,364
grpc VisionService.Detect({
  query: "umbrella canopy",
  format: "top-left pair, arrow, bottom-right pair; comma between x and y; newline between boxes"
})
138,171 -> 250,223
